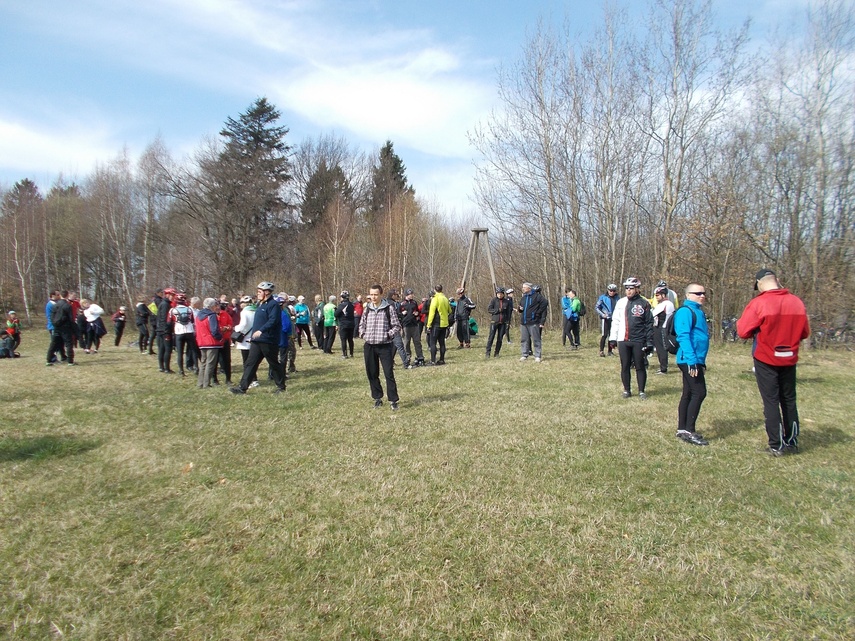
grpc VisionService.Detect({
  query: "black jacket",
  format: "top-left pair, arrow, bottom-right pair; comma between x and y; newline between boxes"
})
487,296 -> 513,324
334,300 -> 355,329
51,298 -> 74,330
399,299 -> 421,327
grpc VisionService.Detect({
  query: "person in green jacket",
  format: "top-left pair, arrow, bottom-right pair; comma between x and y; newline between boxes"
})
426,285 -> 452,365
322,295 -> 337,354
561,288 -> 582,349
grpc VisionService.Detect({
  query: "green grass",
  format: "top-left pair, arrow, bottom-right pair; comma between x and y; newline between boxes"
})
1,331 -> 853,640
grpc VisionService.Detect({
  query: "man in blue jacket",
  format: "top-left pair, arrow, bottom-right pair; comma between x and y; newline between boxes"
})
675,283 -> 710,446
517,282 -> 548,362
595,284 -> 619,357
231,281 -> 285,395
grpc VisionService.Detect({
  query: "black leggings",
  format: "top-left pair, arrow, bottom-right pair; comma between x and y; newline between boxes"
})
136,324 -> 149,352
618,341 -> 647,393
677,363 -> 707,432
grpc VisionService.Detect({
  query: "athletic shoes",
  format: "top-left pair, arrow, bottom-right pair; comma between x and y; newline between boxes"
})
520,356 -> 528,361
765,446 -> 785,457
373,399 -> 383,409
534,357 -> 542,363
784,444 -> 800,454
655,370 -> 668,375
638,392 -> 648,400
390,401 -> 399,411
599,351 -> 605,357
230,387 -> 246,395
622,390 -> 631,399
676,430 -> 709,446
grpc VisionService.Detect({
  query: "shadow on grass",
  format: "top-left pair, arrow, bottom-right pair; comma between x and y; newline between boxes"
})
804,424 -> 852,451
0,435 -> 100,462
709,417 -> 757,439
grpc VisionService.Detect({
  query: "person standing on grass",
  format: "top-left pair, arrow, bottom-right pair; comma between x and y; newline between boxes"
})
335,291 -> 356,359
651,286 -> 676,375
233,295 -> 256,386
231,282 -> 285,395
736,269 -> 810,457
156,288 -> 176,373
45,291 -> 66,362
134,296 -> 151,354
485,287 -> 512,359
359,284 -> 402,410
561,288 -> 581,350
400,288 -> 424,367
170,294 -> 197,377
111,306 -> 127,347
595,284 -> 619,357
215,300 -> 234,385
674,284 -> 710,446
294,295 -> 315,349
454,287 -> 476,349
195,298 -> 222,389
609,277 -> 654,399
322,295 -> 337,354
518,282 -> 548,362
426,285 -> 452,365
46,290 -> 75,366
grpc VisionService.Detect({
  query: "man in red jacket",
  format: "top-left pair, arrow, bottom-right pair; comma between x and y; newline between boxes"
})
737,269 -> 811,456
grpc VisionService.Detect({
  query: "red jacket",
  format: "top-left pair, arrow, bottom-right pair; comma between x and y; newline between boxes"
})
737,288 -> 810,366
195,309 -> 223,348
217,310 -> 233,345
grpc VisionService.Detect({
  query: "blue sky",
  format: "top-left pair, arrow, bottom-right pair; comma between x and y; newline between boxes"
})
0,0 -> 808,214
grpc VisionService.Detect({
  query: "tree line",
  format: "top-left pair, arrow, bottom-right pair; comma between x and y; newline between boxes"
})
1,0 -> 852,343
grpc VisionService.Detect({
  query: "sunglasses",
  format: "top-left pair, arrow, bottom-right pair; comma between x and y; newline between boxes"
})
688,291 -> 707,296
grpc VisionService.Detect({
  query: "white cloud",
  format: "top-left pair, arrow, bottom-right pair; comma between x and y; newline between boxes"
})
0,117 -> 118,184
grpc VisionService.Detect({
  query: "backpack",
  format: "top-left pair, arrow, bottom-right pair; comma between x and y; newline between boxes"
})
174,305 -> 193,324
578,300 -> 587,317
665,307 -> 696,355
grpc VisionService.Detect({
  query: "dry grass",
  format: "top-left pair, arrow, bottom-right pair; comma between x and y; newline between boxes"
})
1,330 -> 853,640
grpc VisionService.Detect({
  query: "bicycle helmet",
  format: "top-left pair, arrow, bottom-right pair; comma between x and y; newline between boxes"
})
257,281 -> 275,291
607,283 -> 618,291
623,277 -> 641,288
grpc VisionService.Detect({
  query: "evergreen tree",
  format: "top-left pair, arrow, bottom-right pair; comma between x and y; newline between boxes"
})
368,140 -> 413,223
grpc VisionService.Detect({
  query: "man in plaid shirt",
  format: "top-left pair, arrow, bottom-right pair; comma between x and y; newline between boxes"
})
358,284 -> 402,410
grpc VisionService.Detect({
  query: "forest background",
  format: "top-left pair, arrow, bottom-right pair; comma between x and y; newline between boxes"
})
1,0 -> 852,342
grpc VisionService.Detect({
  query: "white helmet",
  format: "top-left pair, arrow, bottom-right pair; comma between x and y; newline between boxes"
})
257,281 -> 275,291
623,277 -> 641,288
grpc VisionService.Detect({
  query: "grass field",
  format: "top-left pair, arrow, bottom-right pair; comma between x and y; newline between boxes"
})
1,328 -> 853,640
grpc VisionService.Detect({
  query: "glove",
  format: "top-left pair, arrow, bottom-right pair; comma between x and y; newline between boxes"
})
608,340 -> 617,350
642,345 -> 653,355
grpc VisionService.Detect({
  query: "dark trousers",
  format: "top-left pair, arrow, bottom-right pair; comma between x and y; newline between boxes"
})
148,322 -> 157,354
456,318 -> 471,345
653,326 -> 669,372
618,341 -> 647,393
136,324 -> 149,352
563,318 -> 580,346
239,341 -> 284,391
323,325 -> 337,353
114,322 -> 125,347
429,326 -> 446,363
217,343 -> 232,382
47,330 -> 68,362
339,326 -> 355,357
677,364 -> 707,432
485,322 -> 507,357
238,349 -> 256,384
600,318 -> 613,352
403,325 -> 424,361
296,323 -> 314,347
47,328 -> 74,364
175,333 -> 198,373
313,321 -> 324,348
363,342 -> 398,402
157,333 -> 173,371
753,359 -> 800,449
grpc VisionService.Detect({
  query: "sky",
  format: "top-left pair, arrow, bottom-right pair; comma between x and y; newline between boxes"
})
0,0 -> 810,215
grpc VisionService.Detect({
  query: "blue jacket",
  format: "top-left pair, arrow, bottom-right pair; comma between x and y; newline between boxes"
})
595,293 -> 618,319
520,290 -> 548,325
279,309 -> 292,349
46,300 -> 55,330
251,296 -> 282,345
675,300 -> 709,367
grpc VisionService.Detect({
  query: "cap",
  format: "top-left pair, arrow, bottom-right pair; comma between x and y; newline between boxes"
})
754,268 -> 776,290
7,310 -> 15,315
297,295 -> 305,301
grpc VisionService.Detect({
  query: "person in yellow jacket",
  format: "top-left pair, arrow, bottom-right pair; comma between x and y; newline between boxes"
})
426,285 -> 452,365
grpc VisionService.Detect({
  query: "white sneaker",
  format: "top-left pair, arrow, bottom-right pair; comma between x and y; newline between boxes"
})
249,381 -> 260,388
520,356 -> 528,361
534,357 -> 541,363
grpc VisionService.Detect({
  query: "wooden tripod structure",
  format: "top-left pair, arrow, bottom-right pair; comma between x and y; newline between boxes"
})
460,228 -> 497,294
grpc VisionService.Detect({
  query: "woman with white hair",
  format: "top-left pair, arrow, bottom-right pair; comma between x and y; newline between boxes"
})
293,295 -> 315,349
195,298 -> 223,388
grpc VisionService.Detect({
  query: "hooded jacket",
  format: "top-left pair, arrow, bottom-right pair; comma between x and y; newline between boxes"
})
736,288 -> 810,366
195,308 -> 223,348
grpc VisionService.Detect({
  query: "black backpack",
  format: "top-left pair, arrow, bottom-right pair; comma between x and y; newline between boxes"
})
578,300 -> 587,317
665,307 -> 696,355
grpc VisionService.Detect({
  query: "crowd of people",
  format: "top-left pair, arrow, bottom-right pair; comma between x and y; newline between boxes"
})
35,268 -> 811,455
